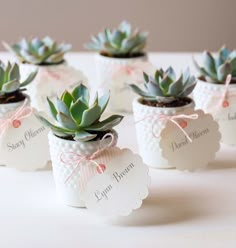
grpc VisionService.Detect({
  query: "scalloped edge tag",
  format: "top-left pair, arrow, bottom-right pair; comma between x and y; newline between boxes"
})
160,109 -> 221,170
80,147 -> 150,217
0,111 -> 50,170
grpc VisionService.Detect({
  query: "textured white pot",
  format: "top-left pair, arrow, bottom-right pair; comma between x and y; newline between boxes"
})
94,53 -> 148,112
0,99 -> 25,118
193,79 -> 236,145
48,130 -> 118,207
20,62 -> 88,113
133,97 -> 195,169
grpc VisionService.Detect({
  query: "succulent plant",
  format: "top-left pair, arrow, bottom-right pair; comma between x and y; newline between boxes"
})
36,84 -> 123,142
0,61 -> 37,96
85,21 -> 148,58
3,37 -> 71,65
193,46 -> 236,84
129,67 -> 197,102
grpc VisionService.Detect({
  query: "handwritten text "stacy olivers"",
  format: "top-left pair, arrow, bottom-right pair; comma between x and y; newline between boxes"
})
94,163 -> 135,202
7,126 -> 45,152
171,128 -> 210,152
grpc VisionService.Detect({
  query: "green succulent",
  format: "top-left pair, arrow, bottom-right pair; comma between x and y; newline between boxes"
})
129,67 -> 197,101
37,84 -> 123,142
0,61 -> 37,96
85,21 -> 148,58
3,37 -> 71,65
193,46 -> 236,84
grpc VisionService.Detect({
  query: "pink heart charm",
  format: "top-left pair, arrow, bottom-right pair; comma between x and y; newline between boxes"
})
222,100 -> 229,108
96,164 -> 106,174
12,119 -> 21,128
179,120 -> 187,129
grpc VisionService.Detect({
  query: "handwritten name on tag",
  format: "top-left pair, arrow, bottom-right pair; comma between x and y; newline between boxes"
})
81,148 -> 150,217
160,110 -> 221,170
207,93 -> 236,145
0,113 -> 50,170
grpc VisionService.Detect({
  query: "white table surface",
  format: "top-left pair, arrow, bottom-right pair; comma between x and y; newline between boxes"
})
0,52 -> 236,248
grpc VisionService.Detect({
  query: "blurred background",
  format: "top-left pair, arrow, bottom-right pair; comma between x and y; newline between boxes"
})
0,0 -> 235,52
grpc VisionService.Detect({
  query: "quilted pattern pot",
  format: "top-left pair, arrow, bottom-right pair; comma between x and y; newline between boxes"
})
94,54 -> 148,112
48,130 -> 118,207
20,62 -> 88,113
193,80 -> 236,145
133,97 -> 195,169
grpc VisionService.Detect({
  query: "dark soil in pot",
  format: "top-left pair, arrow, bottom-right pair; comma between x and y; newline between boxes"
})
141,97 -> 192,108
0,91 -> 27,104
55,130 -> 113,142
100,52 -> 146,59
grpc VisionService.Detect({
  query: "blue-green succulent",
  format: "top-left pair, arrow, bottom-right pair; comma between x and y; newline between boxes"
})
193,46 -> 236,84
130,67 -> 197,102
85,21 -> 148,58
0,61 -> 37,97
37,84 -> 123,142
3,37 -> 71,65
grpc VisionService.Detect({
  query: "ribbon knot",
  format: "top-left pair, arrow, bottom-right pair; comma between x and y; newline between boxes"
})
60,133 -> 115,184
0,99 -> 32,138
136,112 -> 199,142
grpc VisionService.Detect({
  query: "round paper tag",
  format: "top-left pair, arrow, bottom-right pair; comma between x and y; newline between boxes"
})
0,111 -> 50,170
80,148 -> 150,217
160,110 -> 221,170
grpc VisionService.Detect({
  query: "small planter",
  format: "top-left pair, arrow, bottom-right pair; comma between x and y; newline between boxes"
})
0,98 -> 27,118
94,53 -> 147,112
20,62 -> 88,113
37,83 -> 123,207
48,130 -> 118,207
133,97 -> 195,169
193,79 -> 236,145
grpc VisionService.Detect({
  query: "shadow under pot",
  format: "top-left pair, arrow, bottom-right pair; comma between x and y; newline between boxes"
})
133,97 -> 195,169
94,53 -> 147,113
48,130 -> 118,207
193,79 -> 236,145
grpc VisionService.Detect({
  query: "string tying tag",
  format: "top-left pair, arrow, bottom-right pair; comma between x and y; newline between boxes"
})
221,74 -> 232,108
135,113 -> 199,142
60,133 -> 115,184
0,99 -> 32,138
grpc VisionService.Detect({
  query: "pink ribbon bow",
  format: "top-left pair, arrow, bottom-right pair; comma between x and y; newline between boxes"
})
60,133 -> 115,185
136,113 -> 199,142
0,99 -> 32,138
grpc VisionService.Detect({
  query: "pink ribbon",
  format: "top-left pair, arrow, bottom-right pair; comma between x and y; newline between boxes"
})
136,113 -> 199,142
220,74 -> 232,108
60,133 -> 115,184
0,99 -> 32,138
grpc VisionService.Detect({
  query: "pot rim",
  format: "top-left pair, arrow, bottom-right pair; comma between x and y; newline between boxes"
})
96,52 -> 147,61
48,129 -> 117,145
197,79 -> 236,89
133,96 -> 195,111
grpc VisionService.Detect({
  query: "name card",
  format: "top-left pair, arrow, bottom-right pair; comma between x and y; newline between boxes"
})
0,112 -> 50,170
160,110 -> 221,170
207,93 -> 236,145
81,148 -> 150,217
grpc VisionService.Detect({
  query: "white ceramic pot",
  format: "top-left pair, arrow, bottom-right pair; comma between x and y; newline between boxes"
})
48,130 -> 118,207
0,99 -> 27,118
133,97 -> 195,169
20,62 -> 88,113
94,53 -> 148,112
193,79 -> 236,145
